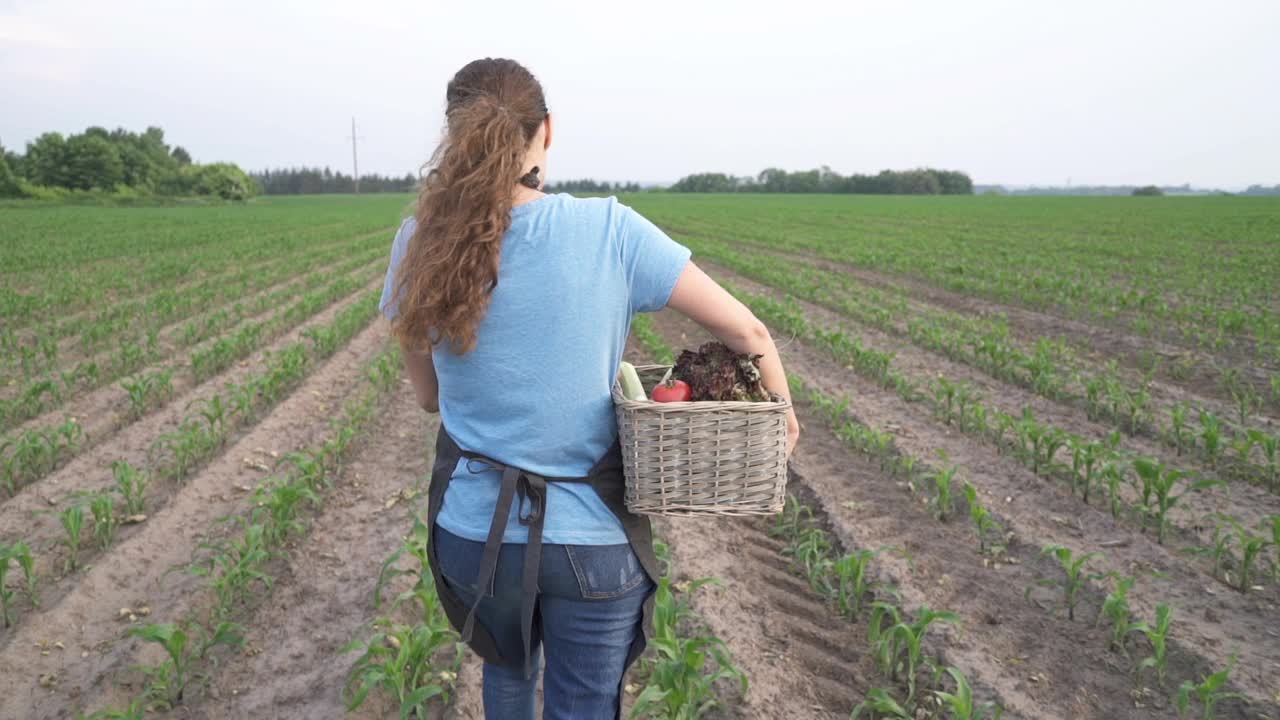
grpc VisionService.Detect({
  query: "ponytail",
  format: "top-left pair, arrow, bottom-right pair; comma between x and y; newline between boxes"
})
390,59 -> 547,355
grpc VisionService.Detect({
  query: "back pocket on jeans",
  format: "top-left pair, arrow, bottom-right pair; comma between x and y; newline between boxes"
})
564,544 -> 648,599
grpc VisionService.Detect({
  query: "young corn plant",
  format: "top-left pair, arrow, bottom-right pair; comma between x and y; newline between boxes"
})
127,620 -> 243,709
87,491 -> 119,551
1168,402 -> 1193,456
342,589 -> 461,718
1133,458 -> 1220,544
58,503 -> 87,573
1198,410 -> 1223,468
1137,603 -> 1173,686
1177,656 -> 1244,720
928,463 -> 959,522
833,547 -> 901,621
1222,515 -> 1271,593
1028,544 -> 1103,621
933,666 -> 1004,720
850,688 -> 912,719
1247,429 -> 1277,492
784,526 -> 835,593
1095,575 -> 1142,657
1183,514 -> 1236,584
111,460 -> 148,517
630,575 -> 748,719
346,514 -> 462,718
962,483 -> 1005,558
868,602 -> 959,706
0,540 -> 37,627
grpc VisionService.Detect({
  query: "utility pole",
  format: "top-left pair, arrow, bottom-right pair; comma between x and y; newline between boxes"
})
349,117 -> 362,194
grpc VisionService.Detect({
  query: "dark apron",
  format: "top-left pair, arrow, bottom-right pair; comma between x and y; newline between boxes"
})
424,423 -> 660,710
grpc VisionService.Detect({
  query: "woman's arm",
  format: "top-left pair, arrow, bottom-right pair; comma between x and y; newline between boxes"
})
666,261 -> 800,455
398,334 -> 440,413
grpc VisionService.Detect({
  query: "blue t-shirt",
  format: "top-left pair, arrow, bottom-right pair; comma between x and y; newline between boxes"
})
378,192 -> 691,544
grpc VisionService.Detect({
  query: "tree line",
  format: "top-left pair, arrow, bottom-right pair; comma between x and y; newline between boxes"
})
1,126 -> 257,201
543,179 -> 643,194
668,166 -> 973,194
251,167 -> 418,195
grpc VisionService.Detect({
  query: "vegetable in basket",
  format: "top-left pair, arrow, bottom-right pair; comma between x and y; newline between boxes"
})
672,341 -> 770,402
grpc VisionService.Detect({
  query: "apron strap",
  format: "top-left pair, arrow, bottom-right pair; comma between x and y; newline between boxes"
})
459,453 -> 556,679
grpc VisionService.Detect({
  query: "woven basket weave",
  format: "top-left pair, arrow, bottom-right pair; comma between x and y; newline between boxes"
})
612,364 -> 790,517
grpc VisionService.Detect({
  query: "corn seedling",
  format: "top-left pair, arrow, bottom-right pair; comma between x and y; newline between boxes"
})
186,521 -> 274,618
850,688 -> 912,719
927,461 -> 958,521
1183,514 -> 1236,584
1177,655 -> 1244,720
1133,458 -> 1219,544
1,540 -> 37,627
833,547 -> 901,620
1095,575 -> 1142,657
76,697 -> 146,720
111,459 -> 148,516
1247,429 -> 1277,492
1137,603 -> 1172,685
770,494 -> 813,540
630,574 -> 747,719
1221,515 -> 1271,593
1198,410 -> 1223,467
868,602 -> 959,705
249,475 -> 319,547
87,491 -> 118,551
963,483 -> 1005,557
933,666 -> 1004,720
1169,402 -> 1193,456
784,526 -> 835,593
127,620 -> 243,709
1028,544 -> 1103,621
58,503 -> 86,573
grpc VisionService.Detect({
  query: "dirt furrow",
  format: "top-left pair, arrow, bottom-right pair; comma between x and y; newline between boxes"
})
624,335 -> 870,719
0,318 -> 391,720
111,355 -> 438,719
647,308 -> 1274,718
0,277 -> 385,611
8,226 -> 388,347
699,259 -> 1280,542
734,243 -> 1280,429
0,247 -> 384,402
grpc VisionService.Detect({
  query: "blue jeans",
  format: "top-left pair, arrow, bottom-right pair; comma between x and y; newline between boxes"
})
432,525 -> 652,720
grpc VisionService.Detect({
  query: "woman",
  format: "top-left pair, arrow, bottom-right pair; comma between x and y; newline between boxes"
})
379,57 -> 799,720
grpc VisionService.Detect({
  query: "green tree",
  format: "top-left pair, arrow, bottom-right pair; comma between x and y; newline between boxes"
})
1133,185 -> 1163,196
24,132 -> 71,187
64,134 -> 125,190
0,145 -> 22,197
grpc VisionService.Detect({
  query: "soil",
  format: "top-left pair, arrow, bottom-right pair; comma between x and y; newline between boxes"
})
641,289 -> 1278,718
0,317 -> 390,719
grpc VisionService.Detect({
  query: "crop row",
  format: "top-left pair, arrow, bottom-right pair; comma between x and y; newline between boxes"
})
1,195 -> 410,327
627,195 -> 1280,363
739,288 -> 1279,592
1,228 -> 388,378
76,340 -> 402,717
683,235 -> 1280,491
792,376 -> 1257,719
0,271 -> 384,493
0,290 -> 384,637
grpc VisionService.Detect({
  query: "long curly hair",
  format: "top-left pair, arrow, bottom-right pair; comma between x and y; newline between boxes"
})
390,58 -> 548,354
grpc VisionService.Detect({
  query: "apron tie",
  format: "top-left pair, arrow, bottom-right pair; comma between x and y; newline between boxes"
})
459,456 -> 550,679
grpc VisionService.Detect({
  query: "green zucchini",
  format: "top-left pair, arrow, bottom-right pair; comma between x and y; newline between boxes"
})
618,361 -> 647,401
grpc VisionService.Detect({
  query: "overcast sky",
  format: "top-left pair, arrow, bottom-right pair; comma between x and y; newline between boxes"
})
2,0 -> 1277,188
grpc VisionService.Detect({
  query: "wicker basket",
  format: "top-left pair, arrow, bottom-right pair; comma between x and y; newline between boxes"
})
612,364 -> 790,517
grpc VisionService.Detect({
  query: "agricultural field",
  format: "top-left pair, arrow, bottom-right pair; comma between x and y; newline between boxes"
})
0,192 -> 1278,720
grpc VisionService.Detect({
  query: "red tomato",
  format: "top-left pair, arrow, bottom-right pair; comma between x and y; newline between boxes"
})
652,379 -> 692,403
